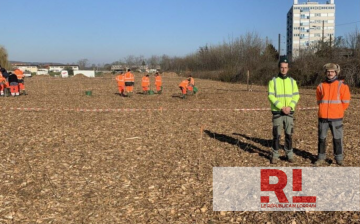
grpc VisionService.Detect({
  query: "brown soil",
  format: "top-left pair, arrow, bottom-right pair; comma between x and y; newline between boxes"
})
72,73 -> 89,79
0,74 -> 359,223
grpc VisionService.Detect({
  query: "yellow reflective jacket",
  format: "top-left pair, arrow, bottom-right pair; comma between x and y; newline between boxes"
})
268,75 -> 300,114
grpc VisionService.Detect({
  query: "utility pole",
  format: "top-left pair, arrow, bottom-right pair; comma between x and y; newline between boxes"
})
278,34 -> 281,59
322,20 -> 325,43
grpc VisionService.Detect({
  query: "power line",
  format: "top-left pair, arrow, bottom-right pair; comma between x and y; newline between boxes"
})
335,21 -> 360,27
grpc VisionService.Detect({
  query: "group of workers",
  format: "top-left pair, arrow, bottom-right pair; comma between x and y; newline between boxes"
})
115,69 -> 196,99
115,69 -> 162,97
0,66 -> 27,97
1,59 -> 352,166
268,56 -> 351,166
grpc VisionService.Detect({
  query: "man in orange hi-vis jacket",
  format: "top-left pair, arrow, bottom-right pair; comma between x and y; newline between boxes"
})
115,72 -> 125,96
154,72 -> 162,94
141,74 -> 150,94
314,63 -> 351,166
179,79 -> 189,99
14,69 -> 27,95
124,69 -> 135,96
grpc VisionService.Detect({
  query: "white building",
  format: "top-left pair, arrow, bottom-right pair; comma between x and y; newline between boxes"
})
48,65 -> 79,72
73,70 -> 95,78
14,65 -> 38,73
287,0 -> 335,60
37,69 -> 49,75
111,65 -> 125,71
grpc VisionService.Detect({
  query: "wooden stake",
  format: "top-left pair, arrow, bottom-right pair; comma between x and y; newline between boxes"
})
247,70 -> 250,91
148,109 -> 151,138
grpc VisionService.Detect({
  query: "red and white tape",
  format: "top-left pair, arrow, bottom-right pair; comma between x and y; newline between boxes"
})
0,106 -> 318,112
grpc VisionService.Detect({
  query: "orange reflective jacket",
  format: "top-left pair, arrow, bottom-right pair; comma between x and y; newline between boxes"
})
14,69 -> 24,79
0,75 -> 5,83
179,80 -> 188,88
124,72 -> 134,82
116,74 -> 125,85
316,79 -> 350,120
155,75 -> 162,86
141,76 -> 150,87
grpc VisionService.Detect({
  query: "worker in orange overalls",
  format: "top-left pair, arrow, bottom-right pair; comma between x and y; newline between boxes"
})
124,69 -> 135,96
314,63 -> 351,166
0,66 -> 10,96
141,74 -> 150,94
179,79 -> 189,99
115,72 -> 125,96
8,72 -> 19,96
0,71 -> 5,96
154,72 -> 162,94
187,75 -> 195,92
14,69 -> 27,95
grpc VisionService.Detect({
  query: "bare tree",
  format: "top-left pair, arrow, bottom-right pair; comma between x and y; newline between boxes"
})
135,55 -> 145,67
147,55 -> 160,69
77,59 -> 89,69
124,55 -> 135,68
345,28 -> 360,57
0,45 -> 10,69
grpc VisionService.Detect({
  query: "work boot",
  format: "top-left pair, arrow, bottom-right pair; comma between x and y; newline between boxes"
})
336,160 -> 344,166
314,159 -> 326,166
288,157 -> 295,163
271,157 -> 279,164
271,148 -> 280,164
158,90 -> 162,94
23,90 -> 27,95
182,94 -> 186,99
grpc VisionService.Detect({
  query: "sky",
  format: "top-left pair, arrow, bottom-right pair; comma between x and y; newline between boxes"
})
1,0 -> 359,65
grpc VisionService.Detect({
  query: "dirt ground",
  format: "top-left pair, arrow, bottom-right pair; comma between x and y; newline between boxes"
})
0,73 -> 359,223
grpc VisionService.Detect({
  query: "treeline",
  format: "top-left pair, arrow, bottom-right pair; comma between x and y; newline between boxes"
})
0,46 -> 10,69
159,30 -> 360,88
2,29 -> 359,88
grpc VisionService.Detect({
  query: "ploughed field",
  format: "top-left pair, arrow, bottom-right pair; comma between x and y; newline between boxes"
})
0,73 -> 359,223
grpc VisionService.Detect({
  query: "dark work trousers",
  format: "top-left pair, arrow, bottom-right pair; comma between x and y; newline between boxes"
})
318,119 -> 344,161
272,114 -> 294,159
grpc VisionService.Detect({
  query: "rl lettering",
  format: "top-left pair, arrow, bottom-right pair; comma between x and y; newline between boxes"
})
260,169 -> 316,203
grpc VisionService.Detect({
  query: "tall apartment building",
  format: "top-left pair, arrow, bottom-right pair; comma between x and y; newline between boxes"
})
287,0 -> 335,60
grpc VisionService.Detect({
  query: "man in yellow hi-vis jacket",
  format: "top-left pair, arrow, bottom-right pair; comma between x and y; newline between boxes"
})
268,56 -> 300,164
